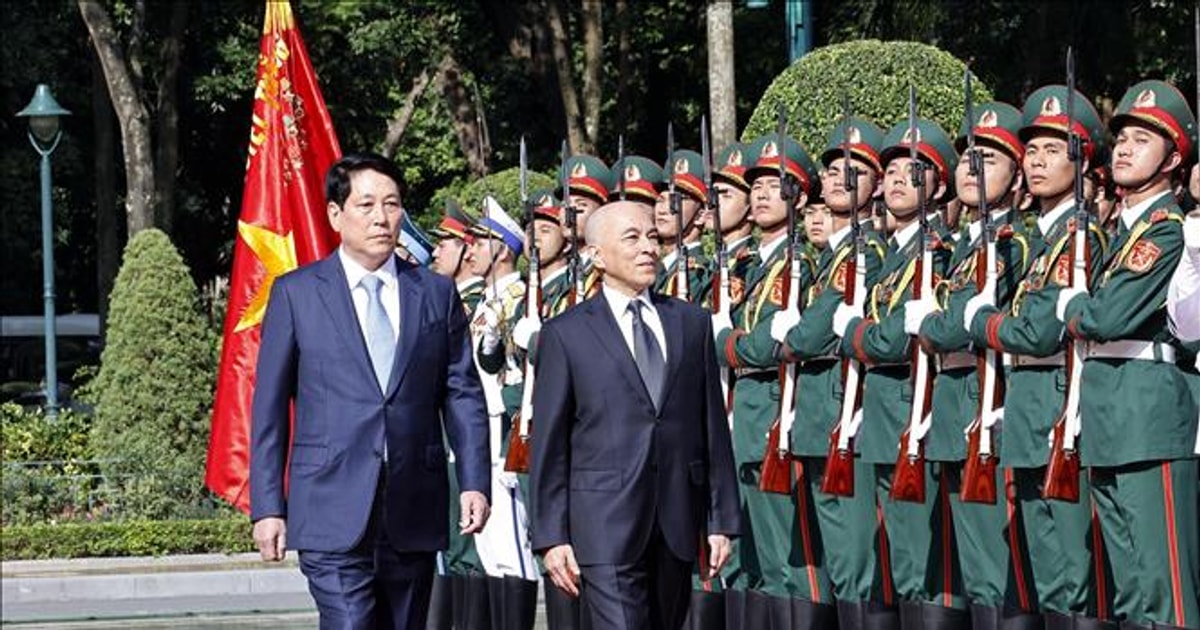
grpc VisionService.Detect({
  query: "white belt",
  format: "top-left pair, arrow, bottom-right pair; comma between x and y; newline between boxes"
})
1005,352 -> 1066,368
1088,340 -> 1176,363
937,352 -> 975,371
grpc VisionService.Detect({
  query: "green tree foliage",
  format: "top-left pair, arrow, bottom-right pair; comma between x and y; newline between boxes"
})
743,40 -> 992,152
430,168 -> 556,227
88,229 -> 218,520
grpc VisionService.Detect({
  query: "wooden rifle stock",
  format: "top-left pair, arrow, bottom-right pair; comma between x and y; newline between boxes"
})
821,250 -> 859,496
505,139 -> 537,474
1043,413 -> 1080,502
960,416 -> 998,503
961,243 -> 1001,504
890,251 -> 932,503
504,415 -> 532,473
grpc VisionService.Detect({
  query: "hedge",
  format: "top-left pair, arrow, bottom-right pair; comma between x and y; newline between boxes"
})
428,166 -> 556,227
742,39 -> 992,153
1,518 -> 254,560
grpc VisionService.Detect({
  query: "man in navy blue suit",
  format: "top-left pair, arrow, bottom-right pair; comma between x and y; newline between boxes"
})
250,152 -> 492,629
530,201 -> 742,630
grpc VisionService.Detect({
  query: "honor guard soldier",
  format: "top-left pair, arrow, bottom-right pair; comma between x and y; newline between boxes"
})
655,149 -> 714,301
426,198 -> 491,630
962,84 -> 1111,630
560,154 -> 613,302
772,116 -> 893,630
832,114 -> 963,628
699,142 -> 755,311
1054,80 -> 1199,629
612,154 -> 667,211
905,101 -> 1040,629
398,212 -> 436,266
431,199 -> 486,313
468,196 -> 539,630
711,132 -> 821,627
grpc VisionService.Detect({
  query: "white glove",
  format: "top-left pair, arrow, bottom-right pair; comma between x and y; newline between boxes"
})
711,312 -> 733,343
497,470 -> 520,490
1055,287 -> 1085,322
903,298 -> 936,335
770,309 -> 801,344
480,304 -> 502,354
1184,213 -> 1200,253
832,302 -> 862,338
975,406 -> 1005,432
962,293 -> 991,333
511,316 -> 541,351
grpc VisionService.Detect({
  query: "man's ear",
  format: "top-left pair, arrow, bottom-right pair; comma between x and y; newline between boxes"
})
794,191 -> 808,210
590,245 -> 605,272
1163,149 -> 1184,175
327,202 -> 342,231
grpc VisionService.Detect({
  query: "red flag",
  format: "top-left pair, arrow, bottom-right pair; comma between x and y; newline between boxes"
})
206,0 -> 341,513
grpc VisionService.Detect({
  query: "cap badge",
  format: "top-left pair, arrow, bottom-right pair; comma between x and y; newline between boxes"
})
1134,89 -> 1157,109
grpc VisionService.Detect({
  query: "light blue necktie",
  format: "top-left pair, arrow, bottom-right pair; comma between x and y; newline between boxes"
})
360,274 -> 395,392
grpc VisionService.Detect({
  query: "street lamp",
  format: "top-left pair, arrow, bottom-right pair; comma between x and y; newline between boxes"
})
17,84 -> 70,417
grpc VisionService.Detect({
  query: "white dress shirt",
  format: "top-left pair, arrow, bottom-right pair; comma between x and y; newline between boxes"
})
1169,214 -> 1200,344
602,284 -> 668,363
339,248 -> 400,342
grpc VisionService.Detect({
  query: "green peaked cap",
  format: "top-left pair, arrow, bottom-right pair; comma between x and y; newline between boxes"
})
1110,79 -> 1198,164
560,154 -> 613,203
1018,85 -> 1106,162
429,198 -> 478,240
744,133 -> 819,196
714,142 -> 750,191
955,101 -> 1025,161
821,116 -> 885,172
667,149 -> 708,203
528,187 -> 563,224
880,117 -> 959,193
611,155 -> 665,204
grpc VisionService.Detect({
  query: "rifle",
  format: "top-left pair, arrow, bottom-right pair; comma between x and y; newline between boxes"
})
1044,47 -> 1087,502
822,94 -> 864,496
561,141 -> 583,306
667,123 -> 689,301
891,85 -> 934,503
960,71 -> 1002,504
505,138 -> 539,474
760,104 -> 802,495
617,134 -> 627,201
702,116 -> 734,427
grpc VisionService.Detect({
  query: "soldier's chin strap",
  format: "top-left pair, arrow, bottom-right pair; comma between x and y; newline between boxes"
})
1118,143 -> 1179,197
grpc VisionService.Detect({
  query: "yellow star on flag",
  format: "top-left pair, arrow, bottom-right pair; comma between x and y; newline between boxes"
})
234,220 -> 297,332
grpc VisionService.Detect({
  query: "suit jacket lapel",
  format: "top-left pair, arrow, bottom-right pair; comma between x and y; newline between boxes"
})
655,295 -> 685,407
315,256 -> 376,387
584,295 -> 654,408
386,258 -> 424,400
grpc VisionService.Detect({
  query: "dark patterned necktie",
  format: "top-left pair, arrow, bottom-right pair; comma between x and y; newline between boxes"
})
628,300 -> 665,410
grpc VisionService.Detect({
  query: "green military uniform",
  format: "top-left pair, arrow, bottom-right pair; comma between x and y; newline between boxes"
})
837,118 -> 966,625
964,85 -> 1112,626
779,118 -> 895,625
655,149 -> 713,301
912,102 -> 1040,624
1058,80 -> 1200,628
713,133 -> 821,623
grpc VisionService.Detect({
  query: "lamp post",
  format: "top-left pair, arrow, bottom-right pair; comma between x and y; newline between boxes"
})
17,84 -> 70,418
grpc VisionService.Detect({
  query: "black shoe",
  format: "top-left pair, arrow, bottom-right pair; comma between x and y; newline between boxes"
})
838,601 -> 865,630
791,597 -> 838,630
766,593 -> 792,629
459,574 -> 492,630
724,589 -> 746,630
687,590 -> 726,630
744,590 -> 770,630
1073,617 -> 1117,630
424,574 -> 452,630
998,609 -> 1043,630
971,605 -> 1000,630
900,601 -> 925,630
863,601 -> 901,630
500,575 -> 538,630
921,603 -> 970,630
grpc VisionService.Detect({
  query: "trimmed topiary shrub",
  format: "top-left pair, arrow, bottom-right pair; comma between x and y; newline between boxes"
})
88,229 -> 219,520
742,39 -> 992,152
2,518 -> 254,559
429,167 -> 556,225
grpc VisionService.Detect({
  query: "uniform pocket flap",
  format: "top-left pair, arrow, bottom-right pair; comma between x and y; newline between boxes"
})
570,468 -> 621,491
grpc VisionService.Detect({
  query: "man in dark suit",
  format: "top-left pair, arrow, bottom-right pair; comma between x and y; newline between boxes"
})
530,201 -> 742,630
250,152 -> 492,629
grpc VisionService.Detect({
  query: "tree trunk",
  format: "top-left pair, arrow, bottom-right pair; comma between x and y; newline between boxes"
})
381,67 -> 433,159
545,0 -> 584,152
436,54 -> 488,178
615,0 -> 631,139
93,51 -> 119,331
153,0 -> 186,235
78,0 -> 156,236
707,0 -> 737,149
581,0 -> 603,152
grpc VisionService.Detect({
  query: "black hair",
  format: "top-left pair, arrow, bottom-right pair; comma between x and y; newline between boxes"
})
324,152 -> 406,207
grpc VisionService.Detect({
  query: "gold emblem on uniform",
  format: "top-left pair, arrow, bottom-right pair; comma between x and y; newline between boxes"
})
1134,89 -> 1157,109
1040,96 -> 1062,116
625,163 -> 642,181
978,110 -> 999,128
730,276 -> 746,306
571,162 -> 588,178
1052,252 -> 1071,286
831,260 -> 849,293
769,277 -> 786,306
1126,240 -> 1161,273
674,157 -> 689,174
